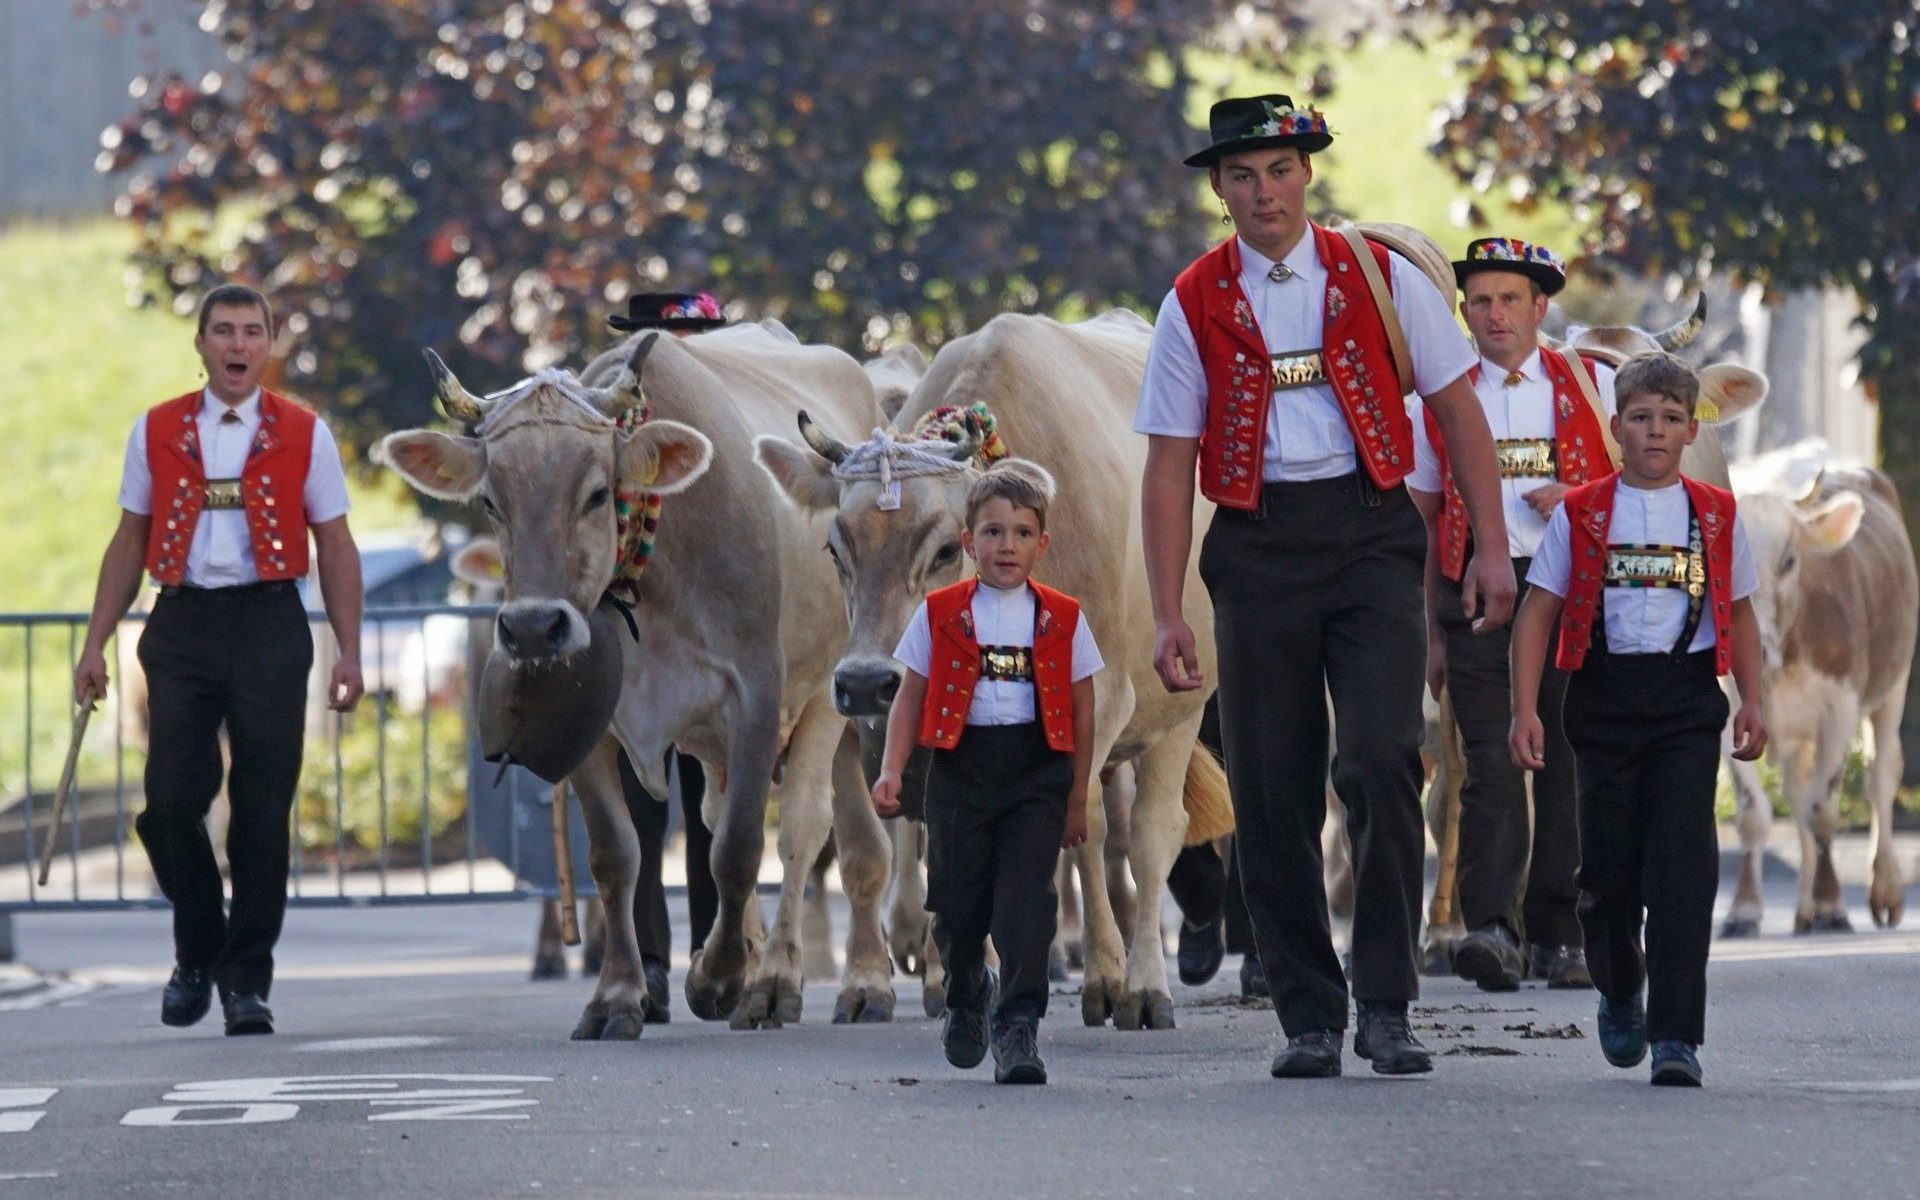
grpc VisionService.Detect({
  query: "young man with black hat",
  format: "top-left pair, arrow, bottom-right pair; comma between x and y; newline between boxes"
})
73,283 -> 364,1036
1136,95 -> 1516,1078
1407,239 -> 1616,992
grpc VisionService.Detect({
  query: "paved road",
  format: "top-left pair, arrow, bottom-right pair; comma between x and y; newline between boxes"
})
3,884 -> 1916,1200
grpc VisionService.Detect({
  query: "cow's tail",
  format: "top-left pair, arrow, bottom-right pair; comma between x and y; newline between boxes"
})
1181,740 -> 1235,846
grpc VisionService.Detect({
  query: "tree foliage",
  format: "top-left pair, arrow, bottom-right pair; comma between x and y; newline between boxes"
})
93,0 -> 1304,455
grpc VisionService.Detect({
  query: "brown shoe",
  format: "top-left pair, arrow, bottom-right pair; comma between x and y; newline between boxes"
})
1453,923 -> 1524,992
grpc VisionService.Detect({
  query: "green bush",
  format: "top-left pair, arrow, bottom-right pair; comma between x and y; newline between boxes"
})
294,698 -> 468,858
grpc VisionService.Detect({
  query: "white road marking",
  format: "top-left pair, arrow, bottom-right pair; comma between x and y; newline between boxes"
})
294,1036 -> 448,1053
122,1103 -> 300,1127
118,1075 -> 553,1128
1796,1079 -> 1920,1094
1713,932 -> 1920,962
0,1089 -> 56,1134
0,1172 -> 59,1181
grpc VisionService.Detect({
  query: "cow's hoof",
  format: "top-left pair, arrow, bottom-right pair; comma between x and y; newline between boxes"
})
922,984 -> 946,1019
1811,910 -> 1854,933
1869,884 -> 1905,930
1080,977 -> 1120,1028
571,1003 -> 608,1041
531,955 -> 567,981
685,949 -> 745,1022
1112,989 -> 1176,1031
1417,937 -> 1456,976
1718,915 -> 1761,939
834,987 -> 895,1024
731,976 -> 802,1030
599,1007 -> 645,1041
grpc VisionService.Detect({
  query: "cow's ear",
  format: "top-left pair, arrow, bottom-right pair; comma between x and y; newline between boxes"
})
620,419 -> 712,495
1698,364 -> 1768,425
753,434 -> 839,511
864,343 -> 930,423
450,538 -> 504,586
1795,491 -> 1865,554
374,430 -> 485,500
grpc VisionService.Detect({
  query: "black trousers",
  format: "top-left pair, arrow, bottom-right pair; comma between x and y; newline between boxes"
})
1439,559 -> 1581,947
623,750 -> 717,964
925,721 -> 1072,1024
1562,650 -> 1727,1046
135,582 -> 312,999
1201,477 -> 1429,1035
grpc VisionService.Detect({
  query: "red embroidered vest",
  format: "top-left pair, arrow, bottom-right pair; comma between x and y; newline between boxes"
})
917,578 -> 1080,754
1556,473 -> 1736,674
1173,224 -> 1412,511
1425,350 -> 1611,581
144,389 -> 317,586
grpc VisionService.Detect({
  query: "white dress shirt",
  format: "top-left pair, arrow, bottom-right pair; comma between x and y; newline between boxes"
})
1134,234 -> 1477,481
118,389 -> 351,588
1408,349 -> 1618,558
1528,481 -> 1757,654
893,581 -> 1106,727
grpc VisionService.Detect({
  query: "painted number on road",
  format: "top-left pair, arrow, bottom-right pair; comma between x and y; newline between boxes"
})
121,1074 -> 552,1127
0,1089 -> 57,1134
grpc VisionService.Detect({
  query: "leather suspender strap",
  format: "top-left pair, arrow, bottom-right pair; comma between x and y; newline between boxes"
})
1336,225 -> 1415,396
1552,345 -> 1622,469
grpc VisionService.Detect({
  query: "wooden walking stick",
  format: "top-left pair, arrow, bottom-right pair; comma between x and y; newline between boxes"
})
551,779 -> 580,946
37,701 -> 96,888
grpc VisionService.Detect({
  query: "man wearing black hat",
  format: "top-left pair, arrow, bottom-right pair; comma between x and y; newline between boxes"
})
1136,95 -> 1516,1077
1408,239 -> 1616,992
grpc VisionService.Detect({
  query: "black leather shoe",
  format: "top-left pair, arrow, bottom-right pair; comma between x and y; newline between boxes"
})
1528,943 -> 1593,990
222,992 -> 275,1036
1353,1003 -> 1433,1075
1454,923 -> 1524,992
160,967 -> 213,1027
1270,1030 -> 1342,1078
1177,916 -> 1227,986
642,957 -> 671,1024
942,966 -> 996,1070
991,1016 -> 1047,1085
1239,955 -> 1269,1000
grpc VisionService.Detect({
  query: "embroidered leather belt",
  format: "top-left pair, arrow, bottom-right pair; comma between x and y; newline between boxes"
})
1495,438 -> 1556,479
1605,543 -> 1705,596
204,477 -> 245,509
979,645 -> 1035,683
1270,349 -> 1326,392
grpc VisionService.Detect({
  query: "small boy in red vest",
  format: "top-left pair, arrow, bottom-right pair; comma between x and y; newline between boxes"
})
1509,351 -> 1767,1087
871,459 -> 1103,1085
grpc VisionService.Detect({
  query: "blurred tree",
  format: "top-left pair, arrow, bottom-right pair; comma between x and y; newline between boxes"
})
1410,0 -> 1920,771
91,0 -> 1306,456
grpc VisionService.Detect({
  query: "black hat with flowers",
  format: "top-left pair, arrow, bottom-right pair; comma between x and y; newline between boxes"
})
1452,238 -> 1569,297
1184,94 -> 1333,168
607,291 -> 727,332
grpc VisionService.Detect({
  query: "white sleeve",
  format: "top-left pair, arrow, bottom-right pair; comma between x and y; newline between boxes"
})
117,414 -> 153,516
1389,253 -> 1478,399
1525,504 -> 1574,596
1406,397 -> 1441,494
1069,613 -> 1106,682
303,419 -> 352,524
1132,291 -> 1207,438
1729,512 -> 1759,602
892,602 -> 933,677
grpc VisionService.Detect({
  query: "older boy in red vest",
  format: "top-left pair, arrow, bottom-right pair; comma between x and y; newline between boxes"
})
1409,238 -> 1616,992
871,460 -> 1103,1085
73,284 -> 364,1036
1138,94 -> 1516,1078
1510,351 -> 1767,1087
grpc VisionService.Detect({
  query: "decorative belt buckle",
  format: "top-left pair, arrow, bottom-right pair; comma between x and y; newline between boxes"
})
204,477 -> 245,509
1604,545 -> 1694,589
1269,349 -> 1326,392
1495,438 -> 1556,479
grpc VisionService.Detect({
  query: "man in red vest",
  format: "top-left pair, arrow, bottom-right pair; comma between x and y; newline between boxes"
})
1510,350 -> 1767,1087
73,283 -> 364,1036
1408,238 -> 1616,992
1137,94 -> 1515,1078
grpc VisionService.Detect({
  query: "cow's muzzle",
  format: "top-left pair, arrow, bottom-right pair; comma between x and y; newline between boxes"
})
834,658 -> 902,718
497,599 -> 590,662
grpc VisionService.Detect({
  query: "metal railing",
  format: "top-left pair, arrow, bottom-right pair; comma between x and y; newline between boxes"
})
0,604 -> 591,913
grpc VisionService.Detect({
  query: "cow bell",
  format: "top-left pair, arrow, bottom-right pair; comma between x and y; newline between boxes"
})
476,602 -> 627,784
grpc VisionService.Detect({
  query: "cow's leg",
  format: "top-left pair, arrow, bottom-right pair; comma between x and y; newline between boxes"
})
570,739 -> 649,1040
1323,790 -> 1355,935
582,898 -> 607,974
532,902 -> 567,980
734,695 -> 844,1029
686,693 -> 782,1022
802,839 -> 838,981
1420,691 -> 1467,973
1783,737 -> 1823,933
1866,690 -> 1908,928
1115,727 -> 1201,1031
1720,720 -> 1771,939
1052,853 -> 1083,975
1074,783 -> 1128,1027
1102,764 -> 1138,948
830,727 -> 897,1023
1808,699 -> 1859,932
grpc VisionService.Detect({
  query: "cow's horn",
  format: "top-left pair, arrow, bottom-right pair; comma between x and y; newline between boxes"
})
1794,467 -> 1826,508
425,348 -> 485,425
797,410 -> 849,464
588,331 -> 661,416
1654,293 -> 1707,352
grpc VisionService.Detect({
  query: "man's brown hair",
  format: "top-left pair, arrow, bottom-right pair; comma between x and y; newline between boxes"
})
196,283 -> 274,337
1614,350 -> 1700,417
964,458 -> 1057,532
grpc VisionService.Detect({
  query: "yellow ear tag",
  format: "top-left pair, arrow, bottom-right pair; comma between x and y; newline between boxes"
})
1696,399 -> 1720,423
